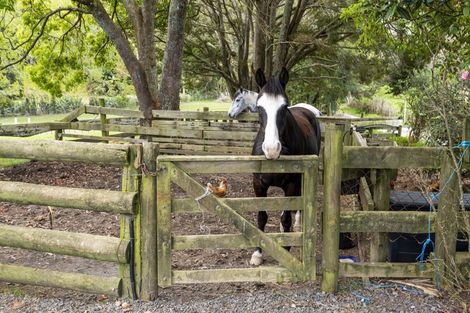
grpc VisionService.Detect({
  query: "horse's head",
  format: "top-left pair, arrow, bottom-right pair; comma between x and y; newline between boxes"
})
228,89 -> 248,118
255,67 -> 290,160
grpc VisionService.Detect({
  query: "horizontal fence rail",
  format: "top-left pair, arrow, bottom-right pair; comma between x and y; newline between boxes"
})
157,155 -> 316,173
0,263 -> 122,296
0,181 -> 136,214
0,140 -> 129,165
0,224 -> 129,263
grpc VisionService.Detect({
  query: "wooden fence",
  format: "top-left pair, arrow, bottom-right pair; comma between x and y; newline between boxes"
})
321,123 -> 470,292
0,109 -> 468,298
0,139 -> 160,300
156,155 -> 318,285
0,105 -> 402,156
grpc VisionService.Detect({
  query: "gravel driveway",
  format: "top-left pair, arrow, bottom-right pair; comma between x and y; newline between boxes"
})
0,280 -> 465,313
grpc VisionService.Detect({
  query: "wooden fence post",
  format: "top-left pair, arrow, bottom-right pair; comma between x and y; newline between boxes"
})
156,160 -> 173,288
370,169 -> 392,262
140,142 -> 159,300
321,123 -> 344,292
99,98 -> 109,138
463,118 -> 469,164
120,145 -> 141,299
302,156 -> 318,281
435,151 -> 460,287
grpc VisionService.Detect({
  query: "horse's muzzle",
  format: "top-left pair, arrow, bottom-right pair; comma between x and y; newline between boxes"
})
262,142 -> 281,159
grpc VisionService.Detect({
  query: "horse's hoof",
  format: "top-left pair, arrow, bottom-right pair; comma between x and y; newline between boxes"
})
249,251 -> 263,266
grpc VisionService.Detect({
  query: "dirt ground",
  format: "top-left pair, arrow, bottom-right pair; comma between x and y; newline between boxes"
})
0,161 -> 468,312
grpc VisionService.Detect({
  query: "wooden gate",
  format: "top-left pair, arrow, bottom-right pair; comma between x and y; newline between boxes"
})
156,155 -> 318,286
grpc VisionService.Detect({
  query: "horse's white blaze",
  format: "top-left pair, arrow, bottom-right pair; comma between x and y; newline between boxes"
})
249,250 -> 263,266
257,94 -> 285,159
290,103 -> 321,117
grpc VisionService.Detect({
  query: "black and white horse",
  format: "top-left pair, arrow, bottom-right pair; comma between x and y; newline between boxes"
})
228,88 -> 322,119
249,67 -> 321,266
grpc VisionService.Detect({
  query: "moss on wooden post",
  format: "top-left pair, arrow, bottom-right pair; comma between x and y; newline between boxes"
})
302,157 -> 318,281
0,180 -> 136,214
435,151 -> 460,287
120,145 -> 141,298
140,142 -> 159,300
0,263 -> 121,296
99,98 -> 110,138
464,118 -> 470,164
156,160 -> 173,288
321,123 -> 344,292
0,224 -> 128,263
370,169 -> 392,262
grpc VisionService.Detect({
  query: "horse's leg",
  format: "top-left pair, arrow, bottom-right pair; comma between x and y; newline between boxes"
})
280,180 -> 301,250
250,177 -> 268,266
293,210 -> 301,232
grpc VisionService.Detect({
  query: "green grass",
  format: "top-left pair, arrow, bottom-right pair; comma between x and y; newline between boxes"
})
181,99 -> 231,111
336,106 -> 381,118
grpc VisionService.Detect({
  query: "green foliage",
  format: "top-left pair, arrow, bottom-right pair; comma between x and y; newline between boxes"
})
391,136 -> 425,147
405,70 -> 469,146
342,0 -> 470,80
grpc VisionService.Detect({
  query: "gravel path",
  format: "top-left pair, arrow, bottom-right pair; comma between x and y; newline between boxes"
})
0,281 -> 464,313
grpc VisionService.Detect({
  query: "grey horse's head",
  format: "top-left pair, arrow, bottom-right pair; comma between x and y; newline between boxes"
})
228,88 -> 258,118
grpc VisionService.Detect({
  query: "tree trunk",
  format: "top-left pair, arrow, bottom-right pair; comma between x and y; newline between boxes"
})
253,0 -> 268,73
159,0 -> 188,110
275,0 -> 294,72
237,6 -> 251,89
86,0 -> 156,121
264,0 -> 279,77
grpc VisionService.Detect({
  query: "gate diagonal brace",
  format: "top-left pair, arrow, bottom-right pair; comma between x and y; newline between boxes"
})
170,164 -> 304,279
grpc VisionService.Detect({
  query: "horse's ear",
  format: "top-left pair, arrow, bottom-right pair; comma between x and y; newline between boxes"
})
279,67 -> 289,88
255,68 -> 267,88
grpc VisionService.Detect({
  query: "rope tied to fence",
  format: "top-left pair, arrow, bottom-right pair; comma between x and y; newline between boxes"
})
416,142 -> 469,284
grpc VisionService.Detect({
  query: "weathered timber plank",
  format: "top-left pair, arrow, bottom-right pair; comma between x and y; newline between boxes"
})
343,146 -> 444,169
156,161 -> 173,288
435,152 -> 460,286
0,223 -> 128,263
0,263 -> 122,296
0,181 -> 136,214
302,157 -> 318,281
172,267 -> 295,284
144,136 -> 254,148
139,142 -> 158,300
157,155 -> 317,174
321,124 -> 344,292
152,110 -> 259,121
339,262 -> 434,278
173,233 -> 302,250
60,106 -> 86,122
62,133 -> 145,144
204,145 -> 252,154
340,211 -> 435,233
0,139 -> 129,165
172,197 -> 302,214
119,145 -> 140,298
85,106 -> 145,118
70,122 -> 203,139
0,123 -> 60,137
464,118 -> 470,163
358,177 -> 374,211
203,130 -> 256,141
370,169 -> 392,263
171,165 -> 305,279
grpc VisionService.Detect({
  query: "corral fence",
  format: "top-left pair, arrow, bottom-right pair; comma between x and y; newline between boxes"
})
0,140 -> 161,300
321,121 -> 470,291
0,107 -> 468,299
156,155 -> 318,286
